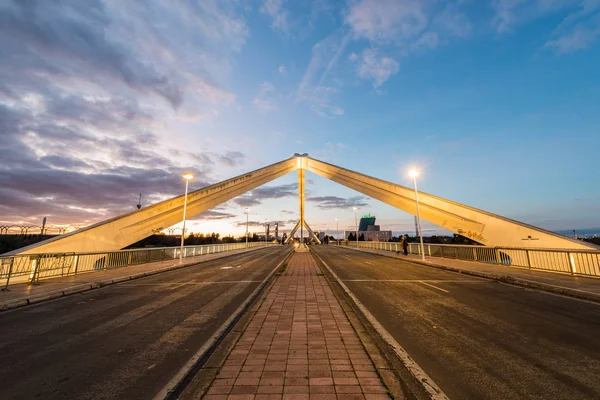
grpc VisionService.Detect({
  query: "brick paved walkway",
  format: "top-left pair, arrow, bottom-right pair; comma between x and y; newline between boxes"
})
204,252 -> 391,400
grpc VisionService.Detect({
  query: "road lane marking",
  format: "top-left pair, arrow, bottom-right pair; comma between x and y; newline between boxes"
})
418,280 -> 449,293
364,261 -> 372,265
120,281 -> 262,286
343,279 -> 480,283
220,265 -> 242,270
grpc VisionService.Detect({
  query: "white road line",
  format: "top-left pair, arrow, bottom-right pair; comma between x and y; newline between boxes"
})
364,261 -> 372,265
343,279 -> 479,283
418,280 -> 449,293
120,281 -> 261,286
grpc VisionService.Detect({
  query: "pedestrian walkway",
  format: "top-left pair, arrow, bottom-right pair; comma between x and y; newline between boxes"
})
203,252 -> 391,400
343,246 -> 600,302
0,247 -> 263,310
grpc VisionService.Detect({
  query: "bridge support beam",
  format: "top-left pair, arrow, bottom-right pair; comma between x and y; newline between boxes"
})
7,158 -> 297,255
6,154 -> 597,255
304,156 -> 594,250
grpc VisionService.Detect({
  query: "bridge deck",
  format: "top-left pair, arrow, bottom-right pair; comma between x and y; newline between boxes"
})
0,247 -> 290,399
0,246 -> 267,310
337,244 -> 600,301
200,252 -> 393,400
314,245 -> 600,399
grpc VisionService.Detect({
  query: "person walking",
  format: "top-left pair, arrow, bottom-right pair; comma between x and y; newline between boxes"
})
402,235 -> 409,256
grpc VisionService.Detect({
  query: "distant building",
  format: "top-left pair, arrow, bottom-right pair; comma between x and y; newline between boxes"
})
345,214 -> 392,242
358,214 -> 376,231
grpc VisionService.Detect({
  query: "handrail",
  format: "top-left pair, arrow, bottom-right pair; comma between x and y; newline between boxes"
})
0,242 -> 279,289
338,241 -> 600,278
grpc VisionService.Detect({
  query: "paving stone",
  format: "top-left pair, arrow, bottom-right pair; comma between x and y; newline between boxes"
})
206,253 -> 391,400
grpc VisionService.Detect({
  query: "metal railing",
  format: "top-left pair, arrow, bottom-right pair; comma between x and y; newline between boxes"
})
1,242 -> 277,289
339,241 -> 600,277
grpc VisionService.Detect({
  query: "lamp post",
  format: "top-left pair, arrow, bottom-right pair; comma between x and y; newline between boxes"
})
409,169 -> 426,261
179,172 -> 193,264
335,218 -> 339,245
245,208 -> 250,248
353,207 -> 358,248
326,224 -> 330,245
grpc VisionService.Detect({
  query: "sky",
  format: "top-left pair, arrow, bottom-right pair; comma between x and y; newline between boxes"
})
1,0 -> 599,238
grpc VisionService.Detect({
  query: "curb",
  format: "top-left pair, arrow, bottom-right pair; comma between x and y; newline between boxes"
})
155,248 -> 294,400
0,247 -> 274,312
311,249 -> 449,400
342,246 -> 600,304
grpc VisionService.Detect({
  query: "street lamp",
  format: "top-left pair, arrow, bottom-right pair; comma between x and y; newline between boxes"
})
409,169 -> 426,261
179,172 -> 193,264
326,224 -> 330,245
353,207 -> 358,248
335,218 -> 339,245
245,208 -> 250,248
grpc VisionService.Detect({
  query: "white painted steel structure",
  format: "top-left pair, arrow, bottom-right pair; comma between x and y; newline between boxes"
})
4,154 -> 597,256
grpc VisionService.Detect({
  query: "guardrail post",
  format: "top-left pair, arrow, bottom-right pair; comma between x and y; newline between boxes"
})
73,255 -> 79,275
473,247 -> 478,262
525,250 -> 532,270
29,258 -> 39,285
3,258 -> 14,290
495,249 -> 502,266
454,246 -> 459,259
568,253 -> 576,275
428,245 -> 431,256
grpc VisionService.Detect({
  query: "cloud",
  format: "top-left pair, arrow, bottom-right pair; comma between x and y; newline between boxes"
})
278,65 -> 287,74
545,22 -> 600,52
261,0 -> 291,33
306,196 -> 370,210
0,101 -> 242,226
251,82 -> 278,111
345,0 -> 429,42
192,210 -> 237,221
543,4 -> 600,53
233,219 -> 296,228
281,209 -> 296,214
433,5 -> 472,37
297,33 -> 349,117
231,183 -> 298,207
0,0 -> 253,227
218,151 -> 245,167
491,0 -> 598,33
354,49 -> 400,87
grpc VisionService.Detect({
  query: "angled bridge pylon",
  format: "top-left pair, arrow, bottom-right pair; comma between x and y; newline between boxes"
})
6,154 -> 597,255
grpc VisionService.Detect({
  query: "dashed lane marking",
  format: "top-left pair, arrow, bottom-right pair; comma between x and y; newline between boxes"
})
343,279 -> 484,283
119,280 -> 261,286
418,280 -> 449,293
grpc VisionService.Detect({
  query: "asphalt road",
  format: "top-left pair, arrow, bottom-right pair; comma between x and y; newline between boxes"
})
0,246 -> 290,400
313,245 -> 600,400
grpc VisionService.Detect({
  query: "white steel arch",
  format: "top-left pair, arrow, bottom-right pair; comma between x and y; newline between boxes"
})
5,154 -> 597,255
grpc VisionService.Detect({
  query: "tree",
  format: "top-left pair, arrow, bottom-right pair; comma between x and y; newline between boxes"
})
348,232 -> 356,241
358,233 -> 365,241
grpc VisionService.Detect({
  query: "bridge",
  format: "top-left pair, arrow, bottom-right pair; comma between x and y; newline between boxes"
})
1,154 -> 599,400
